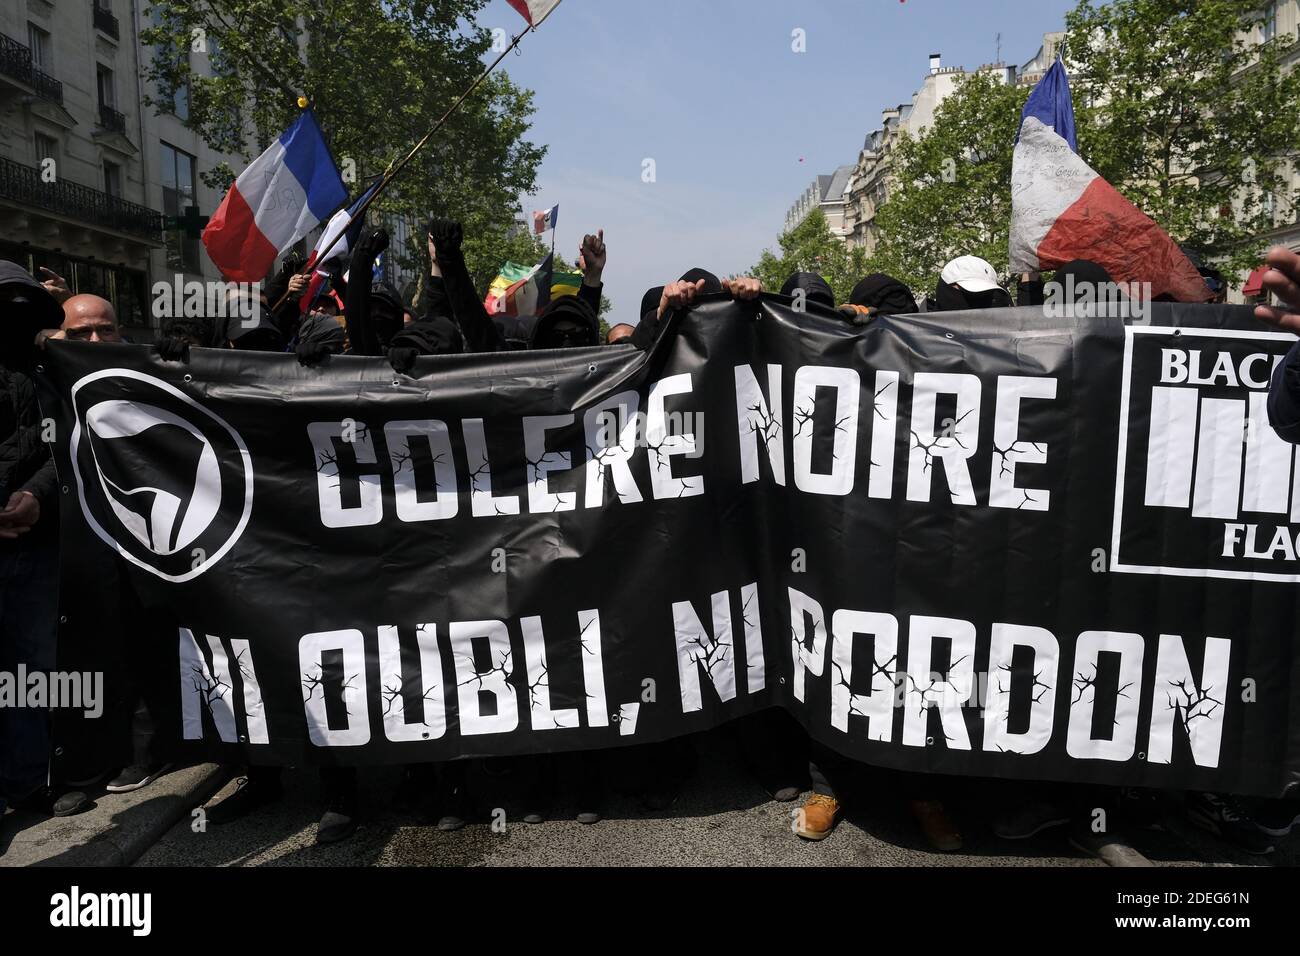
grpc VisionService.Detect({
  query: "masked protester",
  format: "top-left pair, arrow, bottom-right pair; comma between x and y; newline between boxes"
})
780,271 -> 836,311
837,273 -> 918,325
629,269 -> 762,349
293,312 -> 349,367
428,219 -> 603,354
156,316 -> 215,363
0,261 -> 90,818
931,256 -> 1012,311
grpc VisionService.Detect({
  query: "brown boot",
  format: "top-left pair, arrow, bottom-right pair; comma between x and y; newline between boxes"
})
910,799 -> 963,852
794,793 -> 841,841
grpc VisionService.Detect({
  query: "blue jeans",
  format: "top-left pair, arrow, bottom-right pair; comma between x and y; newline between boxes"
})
0,542 -> 60,801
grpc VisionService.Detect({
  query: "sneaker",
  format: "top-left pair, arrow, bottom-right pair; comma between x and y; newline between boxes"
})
316,789 -> 358,846
794,793 -> 841,840
1068,822 -> 1152,867
1186,792 -> 1274,856
11,787 -> 91,818
205,772 -> 284,825
910,799 -> 963,852
993,800 -> 1071,840
1245,798 -> 1300,839
106,763 -> 172,794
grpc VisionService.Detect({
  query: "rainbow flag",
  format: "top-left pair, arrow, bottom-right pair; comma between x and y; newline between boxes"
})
485,255 -> 553,317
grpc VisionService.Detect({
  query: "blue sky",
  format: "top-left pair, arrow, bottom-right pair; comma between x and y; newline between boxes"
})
481,0 -> 1079,321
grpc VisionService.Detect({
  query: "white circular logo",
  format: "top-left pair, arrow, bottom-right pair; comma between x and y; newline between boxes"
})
69,370 -> 253,582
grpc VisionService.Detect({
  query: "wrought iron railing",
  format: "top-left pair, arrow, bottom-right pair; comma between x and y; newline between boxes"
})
93,4 -> 120,40
0,33 -> 63,104
0,155 -> 163,242
98,102 -> 126,134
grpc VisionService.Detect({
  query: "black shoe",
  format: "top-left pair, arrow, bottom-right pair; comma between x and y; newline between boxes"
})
206,772 -> 284,825
317,792 -> 358,846
434,770 -> 470,831
106,763 -> 172,794
1186,792 -> 1275,856
11,787 -> 91,818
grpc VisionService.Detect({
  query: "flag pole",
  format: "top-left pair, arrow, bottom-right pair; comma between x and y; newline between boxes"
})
273,26 -> 532,309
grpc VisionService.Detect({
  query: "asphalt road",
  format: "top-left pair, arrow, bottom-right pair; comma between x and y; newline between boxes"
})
137,730 -> 1297,867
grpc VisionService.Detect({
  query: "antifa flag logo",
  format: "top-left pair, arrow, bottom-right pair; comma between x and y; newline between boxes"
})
69,370 -> 253,582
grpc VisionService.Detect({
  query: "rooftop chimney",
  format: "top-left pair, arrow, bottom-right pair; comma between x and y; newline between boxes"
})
929,53 -> 942,74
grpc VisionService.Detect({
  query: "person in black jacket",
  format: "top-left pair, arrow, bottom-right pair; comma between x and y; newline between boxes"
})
1262,246 -> 1300,444
427,218 -> 604,353
0,261 -> 90,818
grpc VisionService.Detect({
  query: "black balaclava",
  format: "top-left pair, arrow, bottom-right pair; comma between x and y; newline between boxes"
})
934,280 -> 1012,311
222,310 -> 284,351
532,295 -> 600,350
296,313 -> 348,354
781,272 -> 836,309
390,315 -> 464,357
1053,259 -> 1115,303
0,260 -> 62,360
850,274 -> 917,316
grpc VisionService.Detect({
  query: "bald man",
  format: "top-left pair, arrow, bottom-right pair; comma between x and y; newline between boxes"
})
60,295 -> 121,343
606,323 -> 635,345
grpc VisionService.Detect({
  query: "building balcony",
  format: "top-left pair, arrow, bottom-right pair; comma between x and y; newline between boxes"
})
98,102 -> 126,134
0,155 -> 163,243
93,4 -> 120,40
0,33 -> 63,105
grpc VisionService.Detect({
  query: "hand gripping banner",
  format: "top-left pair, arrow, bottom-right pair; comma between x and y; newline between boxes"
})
36,298 -> 1300,797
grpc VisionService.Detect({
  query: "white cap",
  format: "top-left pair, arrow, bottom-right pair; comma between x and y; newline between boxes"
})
941,256 -> 1003,294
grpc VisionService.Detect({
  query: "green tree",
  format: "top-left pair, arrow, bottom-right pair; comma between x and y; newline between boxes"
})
1063,0 -> 1300,275
751,208 -> 870,304
141,0 -> 546,285
870,72 -> 1029,295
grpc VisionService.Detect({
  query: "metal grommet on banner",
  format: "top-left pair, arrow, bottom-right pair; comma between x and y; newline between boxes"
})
945,333 -> 955,340
1173,329 -> 1182,337
183,374 -> 193,383
61,485 -> 69,494
392,379 -> 401,388
34,364 -> 44,374
588,364 -> 597,374
59,615 -> 67,624
926,736 -> 935,746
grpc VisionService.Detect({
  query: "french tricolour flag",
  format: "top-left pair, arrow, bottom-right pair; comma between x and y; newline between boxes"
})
203,110 -> 348,284
533,204 -> 559,235
1009,60 -> 1207,302
507,0 -> 561,28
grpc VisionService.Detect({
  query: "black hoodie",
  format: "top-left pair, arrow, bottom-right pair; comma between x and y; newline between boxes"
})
0,261 -> 63,544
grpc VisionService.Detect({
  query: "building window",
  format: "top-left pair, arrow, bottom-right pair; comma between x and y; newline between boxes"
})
103,160 -> 121,199
27,23 -> 51,69
1263,3 -> 1279,42
34,132 -> 57,167
96,65 -> 115,108
160,141 -> 200,274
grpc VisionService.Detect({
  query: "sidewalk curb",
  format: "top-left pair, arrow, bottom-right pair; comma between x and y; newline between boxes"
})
1,763 -> 230,868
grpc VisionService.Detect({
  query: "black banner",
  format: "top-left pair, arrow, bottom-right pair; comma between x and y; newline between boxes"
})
37,297 -> 1300,797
